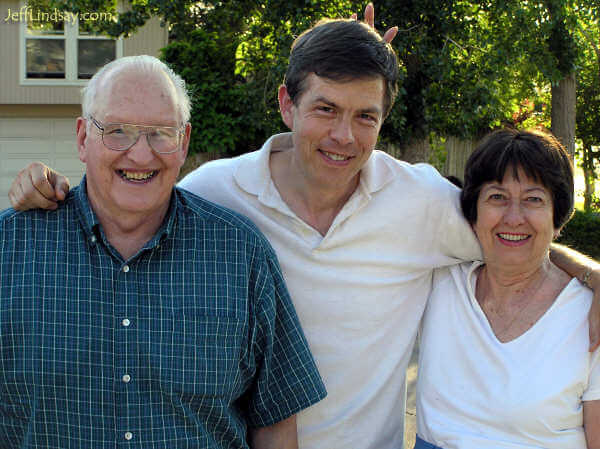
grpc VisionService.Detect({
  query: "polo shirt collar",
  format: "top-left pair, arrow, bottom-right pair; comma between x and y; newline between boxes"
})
233,132 -> 397,199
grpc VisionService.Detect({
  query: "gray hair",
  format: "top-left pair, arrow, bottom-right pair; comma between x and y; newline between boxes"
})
81,55 -> 191,124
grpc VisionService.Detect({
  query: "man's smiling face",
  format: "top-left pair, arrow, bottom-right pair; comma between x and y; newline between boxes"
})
77,69 -> 189,222
279,73 -> 384,194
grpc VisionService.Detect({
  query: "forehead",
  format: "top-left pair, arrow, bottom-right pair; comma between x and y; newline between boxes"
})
94,69 -> 179,126
299,74 -> 385,112
483,166 -> 548,192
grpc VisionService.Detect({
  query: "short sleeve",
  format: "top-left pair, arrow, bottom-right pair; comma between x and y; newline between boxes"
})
583,345 -> 600,401
243,242 -> 327,427
435,175 -> 482,263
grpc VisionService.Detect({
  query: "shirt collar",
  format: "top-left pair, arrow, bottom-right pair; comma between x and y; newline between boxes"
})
74,175 -> 179,250
74,175 -> 100,237
233,132 -> 396,199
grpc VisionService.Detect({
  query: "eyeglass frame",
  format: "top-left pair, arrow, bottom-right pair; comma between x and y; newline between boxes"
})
88,116 -> 187,155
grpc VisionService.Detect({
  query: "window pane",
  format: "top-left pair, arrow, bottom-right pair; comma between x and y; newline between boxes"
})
26,39 -> 65,78
78,40 -> 116,79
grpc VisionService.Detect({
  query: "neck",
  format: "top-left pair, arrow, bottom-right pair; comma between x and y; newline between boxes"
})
89,197 -> 169,260
477,257 -> 553,303
270,150 -> 358,236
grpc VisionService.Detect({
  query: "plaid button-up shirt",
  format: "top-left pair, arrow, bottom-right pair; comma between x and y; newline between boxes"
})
0,177 -> 326,449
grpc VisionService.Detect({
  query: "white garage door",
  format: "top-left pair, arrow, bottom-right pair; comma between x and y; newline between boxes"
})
0,118 -> 85,211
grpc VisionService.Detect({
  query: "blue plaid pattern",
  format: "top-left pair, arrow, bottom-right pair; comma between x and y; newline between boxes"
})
0,177 -> 326,449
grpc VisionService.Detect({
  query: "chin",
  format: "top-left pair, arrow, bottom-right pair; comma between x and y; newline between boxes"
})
117,197 -> 161,214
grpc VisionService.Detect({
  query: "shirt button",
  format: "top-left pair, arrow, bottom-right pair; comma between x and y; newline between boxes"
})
122,374 -> 131,383
122,265 -> 130,273
124,431 -> 133,440
122,318 -> 131,327
90,236 -> 97,243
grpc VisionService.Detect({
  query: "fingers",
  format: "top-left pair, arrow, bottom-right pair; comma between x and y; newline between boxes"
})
383,26 -> 398,44
8,162 -> 59,211
47,170 -> 71,201
351,13 -> 357,20
590,294 -> 600,352
357,3 -> 397,44
364,2 -> 374,29
590,326 -> 600,352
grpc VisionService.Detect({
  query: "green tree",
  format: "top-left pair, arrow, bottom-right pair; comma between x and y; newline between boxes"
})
575,2 -> 600,210
40,0 -> 595,169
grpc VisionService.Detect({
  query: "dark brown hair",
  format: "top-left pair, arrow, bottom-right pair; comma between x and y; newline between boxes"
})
461,128 -> 574,229
284,19 -> 399,118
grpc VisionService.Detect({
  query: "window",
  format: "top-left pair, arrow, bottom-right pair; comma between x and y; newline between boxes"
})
20,1 -> 122,85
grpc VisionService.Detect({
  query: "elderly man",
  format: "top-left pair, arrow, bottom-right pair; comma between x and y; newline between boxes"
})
0,55 -> 326,448
8,11 -> 600,449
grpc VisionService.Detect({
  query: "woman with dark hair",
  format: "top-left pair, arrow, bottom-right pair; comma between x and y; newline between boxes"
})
415,129 -> 600,448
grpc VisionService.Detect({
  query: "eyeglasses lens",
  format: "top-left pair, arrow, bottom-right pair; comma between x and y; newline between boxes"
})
102,124 -> 179,154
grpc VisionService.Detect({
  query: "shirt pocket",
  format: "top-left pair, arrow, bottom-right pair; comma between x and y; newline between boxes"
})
149,314 -> 247,401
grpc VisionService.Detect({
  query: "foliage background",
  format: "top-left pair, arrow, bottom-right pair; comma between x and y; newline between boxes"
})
45,2 -> 598,158
45,0 -> 600,229
558,210 -> 600,259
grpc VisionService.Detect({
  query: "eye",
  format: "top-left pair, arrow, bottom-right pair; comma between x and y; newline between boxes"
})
525,196 -> 543,204
105,126 -> 125,135
151,128 -> 177,140
488,193 -> 505,201
317,105 -> 334,113
360,113 -> 377,122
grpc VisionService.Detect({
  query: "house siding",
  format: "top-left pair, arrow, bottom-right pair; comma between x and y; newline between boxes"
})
0,0 -> 168,105
0,0 -> 169,209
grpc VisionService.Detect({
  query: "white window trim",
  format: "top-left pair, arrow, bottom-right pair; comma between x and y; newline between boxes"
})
19,1 -> 123,86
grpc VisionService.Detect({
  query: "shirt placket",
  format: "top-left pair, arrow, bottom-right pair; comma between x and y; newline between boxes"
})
114,260 -> 139,446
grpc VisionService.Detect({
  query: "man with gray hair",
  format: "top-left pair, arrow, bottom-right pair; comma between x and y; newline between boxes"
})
0,55 -> 326,448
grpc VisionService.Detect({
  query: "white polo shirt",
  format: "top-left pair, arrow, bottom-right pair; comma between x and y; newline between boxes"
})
179,132 -> 481,449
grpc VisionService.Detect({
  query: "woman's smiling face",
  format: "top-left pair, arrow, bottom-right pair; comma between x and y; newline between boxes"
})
473,167 -> 556,272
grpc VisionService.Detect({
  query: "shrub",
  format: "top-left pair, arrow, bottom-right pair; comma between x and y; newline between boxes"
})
161,28 -> 282,157
557,210 -> 600,260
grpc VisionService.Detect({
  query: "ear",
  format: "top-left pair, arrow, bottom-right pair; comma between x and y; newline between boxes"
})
76,117 -> 88,163
278,84 -> 295,131
178,122 -> 191,166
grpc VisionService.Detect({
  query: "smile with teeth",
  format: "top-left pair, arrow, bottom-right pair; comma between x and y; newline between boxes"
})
321,150 -> 351,161
498,233 -> 530,242
118,169 -> 157,181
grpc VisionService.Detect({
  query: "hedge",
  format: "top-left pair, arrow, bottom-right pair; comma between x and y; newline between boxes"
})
557,210 -> 600,260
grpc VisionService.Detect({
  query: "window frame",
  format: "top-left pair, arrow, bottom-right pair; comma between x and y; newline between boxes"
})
19,1 -> 123,86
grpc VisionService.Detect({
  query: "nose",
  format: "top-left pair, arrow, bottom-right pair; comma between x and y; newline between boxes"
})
330,116 -> 354,146
503,200 -> 526,227
126,133 -> 155,165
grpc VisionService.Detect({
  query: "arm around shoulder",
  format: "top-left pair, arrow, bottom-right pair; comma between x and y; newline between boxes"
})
549,243 -> 600,351
584,400 -> 600,449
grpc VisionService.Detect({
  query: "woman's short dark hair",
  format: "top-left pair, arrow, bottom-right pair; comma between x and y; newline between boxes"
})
284,19 -> 399,118
460,128 -> 574,229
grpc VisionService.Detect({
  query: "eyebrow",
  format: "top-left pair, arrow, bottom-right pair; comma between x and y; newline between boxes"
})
485,184 -> 548,194
312,96 -> 382,116
101,118 -> 179,128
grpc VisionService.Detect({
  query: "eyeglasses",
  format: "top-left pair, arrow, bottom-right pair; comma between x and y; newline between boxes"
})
89,116 -> 185,154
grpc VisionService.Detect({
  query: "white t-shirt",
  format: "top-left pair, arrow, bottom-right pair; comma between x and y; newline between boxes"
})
179,133 -> 481,449
417,261 -> 600,449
